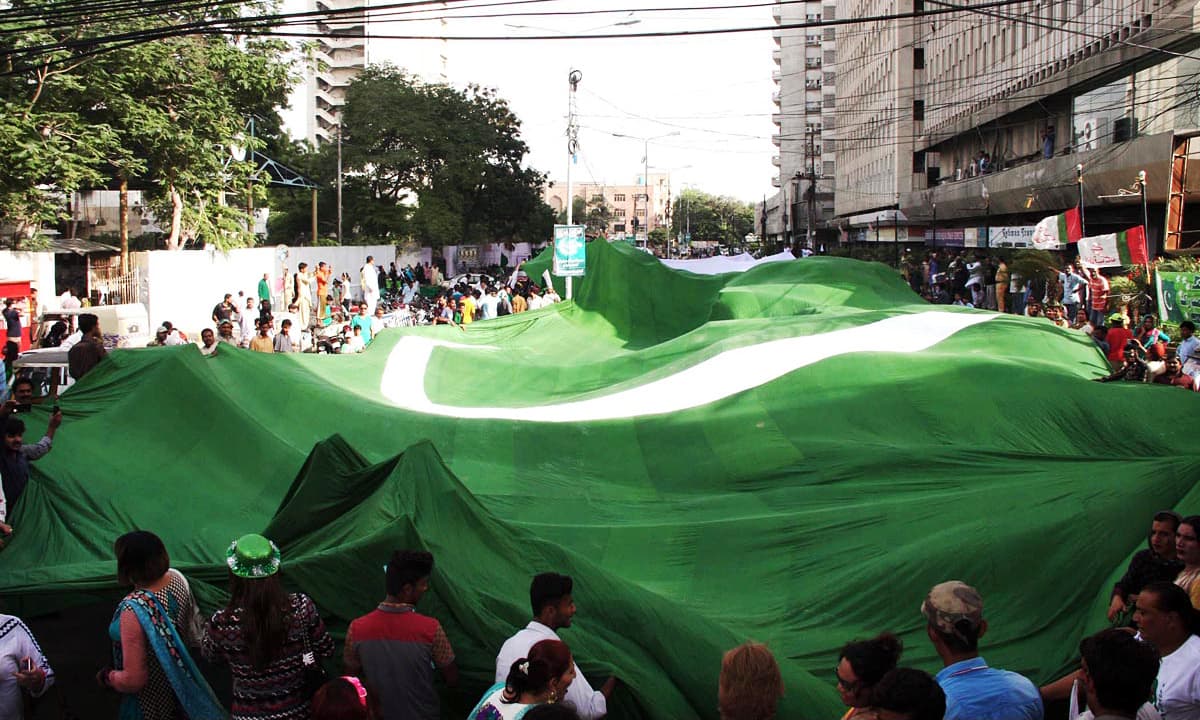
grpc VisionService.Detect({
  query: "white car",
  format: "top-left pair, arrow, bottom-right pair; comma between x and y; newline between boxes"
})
445,273 -> 495,290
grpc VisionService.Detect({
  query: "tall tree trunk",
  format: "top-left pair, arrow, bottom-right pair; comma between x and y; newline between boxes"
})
119,176 -> 129,273
166,184 -> 183,250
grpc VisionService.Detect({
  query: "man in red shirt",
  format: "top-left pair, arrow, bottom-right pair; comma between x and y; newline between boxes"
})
1154,355 -> 1198,390
1088,269 -> 1109,328
1104,315 -> 1133,367
1099,314 -> 1128,369
344,550 -> 458,720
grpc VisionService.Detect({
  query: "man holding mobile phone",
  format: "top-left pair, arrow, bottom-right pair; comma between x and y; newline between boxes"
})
0,613 -> 54,717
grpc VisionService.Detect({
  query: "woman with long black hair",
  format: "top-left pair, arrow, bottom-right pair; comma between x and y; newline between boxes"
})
468,639 -> 576,720
203,534 -> 335,720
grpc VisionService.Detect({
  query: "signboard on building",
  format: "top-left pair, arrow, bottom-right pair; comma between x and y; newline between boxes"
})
457,245 -> 480,265
928,229 -> 965,247
552,225 -> 587,276
1156,271 -> 1200,325
988,226 -> 1036,248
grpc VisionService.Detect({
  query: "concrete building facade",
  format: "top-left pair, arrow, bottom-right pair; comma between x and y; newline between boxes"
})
830,0 -> 1200,251
543,174 -> 671,238
761,0 -> 839,248
305,0 -> 368,146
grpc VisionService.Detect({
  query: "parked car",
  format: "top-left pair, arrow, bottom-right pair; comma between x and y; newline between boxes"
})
32,303 -> 152,349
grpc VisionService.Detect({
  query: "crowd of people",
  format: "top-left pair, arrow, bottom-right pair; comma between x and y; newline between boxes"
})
899,249 -> 1200,390
1,510 -> 1197,719
164,257 -> 563,355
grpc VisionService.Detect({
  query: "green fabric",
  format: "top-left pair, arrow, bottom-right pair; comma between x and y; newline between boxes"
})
3,240 -> 1200,720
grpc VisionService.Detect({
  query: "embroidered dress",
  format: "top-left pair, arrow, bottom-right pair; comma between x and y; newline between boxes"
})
108,575 -> 224,720
467,683 -> 537,720
204,592 -> 334,720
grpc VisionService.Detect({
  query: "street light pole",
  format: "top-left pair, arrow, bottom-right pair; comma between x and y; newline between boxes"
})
565,69 -> 581,300
613,130 -> 678,251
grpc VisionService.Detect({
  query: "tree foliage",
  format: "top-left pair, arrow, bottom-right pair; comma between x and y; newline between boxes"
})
669,189 -> 756,246
331,65 -> 553,247
0,0 -> 294,253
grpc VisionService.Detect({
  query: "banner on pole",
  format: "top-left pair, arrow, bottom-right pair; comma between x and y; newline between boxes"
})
1156,270 -> 1200,325
553,225 -> 587,277
1076,227 -> 1148,268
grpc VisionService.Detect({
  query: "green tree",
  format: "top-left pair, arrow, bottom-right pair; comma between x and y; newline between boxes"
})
556,197 -> 587,225
670,189 -> 755,246
0,0 -> 294,259
0,6 -> 130,248
335,65 -> 552,247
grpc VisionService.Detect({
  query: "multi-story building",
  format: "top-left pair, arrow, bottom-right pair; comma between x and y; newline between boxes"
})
835,0 -> 1200,251
303,0 -> 368,146
542,174 -> 671,239
761,0 -> 839,248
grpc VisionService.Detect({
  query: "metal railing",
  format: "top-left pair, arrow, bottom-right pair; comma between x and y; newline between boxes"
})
89,266 -> 142,305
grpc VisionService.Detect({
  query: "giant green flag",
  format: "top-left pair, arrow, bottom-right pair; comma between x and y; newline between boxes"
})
3,240 -> 1199,719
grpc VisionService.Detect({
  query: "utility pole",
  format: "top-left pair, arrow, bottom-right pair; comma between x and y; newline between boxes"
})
336,120 -> 343,245
565,69 -> 581,299
643,138 -> 652,253
806,129 -> 817,250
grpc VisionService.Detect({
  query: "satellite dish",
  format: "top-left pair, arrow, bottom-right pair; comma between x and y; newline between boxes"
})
276,245 -> 289,262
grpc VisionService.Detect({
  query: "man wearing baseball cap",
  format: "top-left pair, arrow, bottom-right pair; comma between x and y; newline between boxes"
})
921,580 -> 1043,720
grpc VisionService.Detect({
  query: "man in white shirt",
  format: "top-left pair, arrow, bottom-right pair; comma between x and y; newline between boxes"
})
1133,581 -> 1200,719
495,573 -> 617,720
478,287 -> 500,320
361,255 -> 380,316
1178,322 -> 1199,377
0,614 -> 53,718
370,307 -> 388,337
240,298 -> 257,347
1073,628 -> 1161,720
527,290 -> 545,312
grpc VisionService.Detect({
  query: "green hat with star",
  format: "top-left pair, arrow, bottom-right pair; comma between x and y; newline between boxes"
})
226,534 -> 281,579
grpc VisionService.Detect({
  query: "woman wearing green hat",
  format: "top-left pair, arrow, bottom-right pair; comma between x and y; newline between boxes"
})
203,534 -> 334,720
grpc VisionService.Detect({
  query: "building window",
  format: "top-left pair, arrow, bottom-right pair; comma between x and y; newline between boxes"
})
914,47 -> 925,69
913,99 -> 925,121
591,194 -> 603,202
613,193 -> 625,202
635,208 -> 646,216
614,208 -> 626,218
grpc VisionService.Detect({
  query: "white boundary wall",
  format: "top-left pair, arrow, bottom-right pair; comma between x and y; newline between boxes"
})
0,251 -> 57,308
138,244 -> 399,337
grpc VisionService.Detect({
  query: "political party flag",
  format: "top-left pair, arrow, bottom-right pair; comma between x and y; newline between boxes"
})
1030,208 -> 1083,249
1076,226 -> 1149,268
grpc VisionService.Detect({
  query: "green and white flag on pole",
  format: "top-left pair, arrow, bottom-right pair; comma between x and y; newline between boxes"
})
1076,226 -> 1149,268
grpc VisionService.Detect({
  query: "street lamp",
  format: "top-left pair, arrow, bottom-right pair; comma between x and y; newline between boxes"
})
611,131 -> 680,240
504,19 -> 641,33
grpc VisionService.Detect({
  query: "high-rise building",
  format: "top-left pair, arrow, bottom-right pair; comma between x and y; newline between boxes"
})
833,0 -> 1200,251
305,0 -> 368,146
762,0 -> 839,248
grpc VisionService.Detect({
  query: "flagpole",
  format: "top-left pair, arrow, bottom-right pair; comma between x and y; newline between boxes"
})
1139,169 -> 1151,281
1076,164 -> 1086,237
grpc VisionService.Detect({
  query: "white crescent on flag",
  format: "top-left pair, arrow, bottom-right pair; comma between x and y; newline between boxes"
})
379,311 -> 998,422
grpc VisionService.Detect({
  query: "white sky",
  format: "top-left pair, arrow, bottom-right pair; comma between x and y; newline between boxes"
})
281,0 -> 778,203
